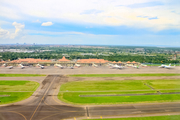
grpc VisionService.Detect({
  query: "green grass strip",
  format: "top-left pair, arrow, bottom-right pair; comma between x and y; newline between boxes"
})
0,81 -> 40,91
0,92 -> 33,105
0,74 -> 46,77
58,92 -> 180,105
59,80 -> 180,105
83,115 -> 180,120
69,73 -> 180,77
146,64 -> 180,66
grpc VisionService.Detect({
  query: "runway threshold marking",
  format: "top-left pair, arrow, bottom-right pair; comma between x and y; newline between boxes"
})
30,76 -> 56,120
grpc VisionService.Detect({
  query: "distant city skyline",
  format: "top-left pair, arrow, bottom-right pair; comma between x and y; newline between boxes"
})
0,0 -> 180,47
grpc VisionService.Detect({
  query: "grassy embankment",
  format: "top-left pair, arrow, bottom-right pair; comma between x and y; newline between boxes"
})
0,81 -> 39,105
58,80 -> 180,105
69,73 -> 180,77
83,115 -> 180,120
0,74 -> 46,77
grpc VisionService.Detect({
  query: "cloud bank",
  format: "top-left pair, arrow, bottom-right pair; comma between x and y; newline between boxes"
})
0,0 -> 179,30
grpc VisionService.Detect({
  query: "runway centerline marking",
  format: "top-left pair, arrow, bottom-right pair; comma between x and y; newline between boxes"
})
30,76 -> 56,120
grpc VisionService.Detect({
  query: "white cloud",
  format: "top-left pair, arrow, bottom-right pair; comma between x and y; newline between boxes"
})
41,22 -> 53,26
27,30 -> 85,35
0,22 -> 25,39
11,22 -> 25,38
0,0 -> 180,30
0,27 -> 9,38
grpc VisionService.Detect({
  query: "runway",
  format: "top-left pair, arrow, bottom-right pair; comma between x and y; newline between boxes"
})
0,75 -> 180,120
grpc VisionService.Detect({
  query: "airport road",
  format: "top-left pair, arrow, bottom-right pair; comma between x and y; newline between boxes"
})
0,75 -> 180,120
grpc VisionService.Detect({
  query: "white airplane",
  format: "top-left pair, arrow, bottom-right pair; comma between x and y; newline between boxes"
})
165,64 -> 175,69
107,63 -> 113,67
158,64 -> 166,68
18,64 -> 25,69
109,64 -> 125,69
1,64 -> 13,69
74,63 -> 81,68
36,64 -> 45,69
54,64 -> 64,69
92,63 -> 98,67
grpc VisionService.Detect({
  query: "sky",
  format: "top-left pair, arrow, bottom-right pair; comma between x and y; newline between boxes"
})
0,0 -> 180,46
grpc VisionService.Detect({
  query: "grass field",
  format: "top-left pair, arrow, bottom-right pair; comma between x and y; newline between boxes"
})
83,115 -> 180,120
69,73 -> 180,77
0,81 -> 39,105
0,74 -> 46,77
0,81 -> 39,91
0,92 -> 33,105
58,80 -> 180,105
146,64 -> 180,66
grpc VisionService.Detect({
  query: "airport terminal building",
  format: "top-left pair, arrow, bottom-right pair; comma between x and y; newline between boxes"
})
0,56 -> 140,66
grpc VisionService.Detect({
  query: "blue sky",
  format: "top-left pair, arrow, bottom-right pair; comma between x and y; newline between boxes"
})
0,0 -> 180,46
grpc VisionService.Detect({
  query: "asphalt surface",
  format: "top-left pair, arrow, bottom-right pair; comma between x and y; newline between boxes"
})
0,75 -> 180,120
0,66 -> 179,75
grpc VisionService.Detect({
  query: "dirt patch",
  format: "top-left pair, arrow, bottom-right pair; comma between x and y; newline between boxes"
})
0,95 -> 10,97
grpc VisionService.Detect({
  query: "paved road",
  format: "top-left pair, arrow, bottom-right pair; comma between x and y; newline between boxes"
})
0,75 -> 180,120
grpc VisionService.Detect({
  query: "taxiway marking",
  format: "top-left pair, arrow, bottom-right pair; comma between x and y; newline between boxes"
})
30,76 -> 56,120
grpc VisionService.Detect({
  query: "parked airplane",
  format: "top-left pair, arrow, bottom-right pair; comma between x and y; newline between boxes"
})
92,63 -> 98,67
109,64 -> 125,69
18,64 -> 25,69
1,64 -> 13,69
74,63 -> 81,68
108,63 -> 114,67
36,64 -> 45,69
54,64 -> 64,69
69,66 -> 74,69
